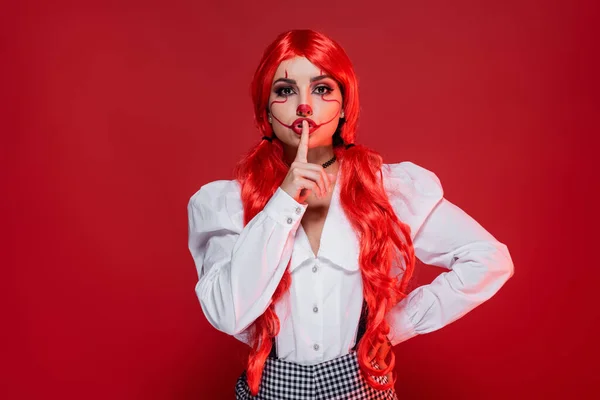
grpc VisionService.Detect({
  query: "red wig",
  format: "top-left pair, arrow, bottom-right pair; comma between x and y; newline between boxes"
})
233,29 -> 415,395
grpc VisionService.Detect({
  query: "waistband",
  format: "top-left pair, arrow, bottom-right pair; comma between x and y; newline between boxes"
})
265,350 -> 358,370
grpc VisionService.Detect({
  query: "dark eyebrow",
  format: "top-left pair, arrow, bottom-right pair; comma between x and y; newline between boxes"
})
310,75 -> 332,82
272,75 -> 333,86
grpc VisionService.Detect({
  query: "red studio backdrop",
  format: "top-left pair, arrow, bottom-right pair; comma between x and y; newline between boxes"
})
3,1 -> 598,399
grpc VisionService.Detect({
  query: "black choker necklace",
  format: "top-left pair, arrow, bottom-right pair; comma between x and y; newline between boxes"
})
322,155 -> 337,169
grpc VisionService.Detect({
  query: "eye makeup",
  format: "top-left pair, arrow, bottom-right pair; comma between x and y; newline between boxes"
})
273,84 -> 334,97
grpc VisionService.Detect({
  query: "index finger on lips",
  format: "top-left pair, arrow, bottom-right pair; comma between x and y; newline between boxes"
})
294,120 -> 309,163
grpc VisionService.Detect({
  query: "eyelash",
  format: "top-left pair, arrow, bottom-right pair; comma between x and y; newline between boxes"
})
275,85 -> 333,97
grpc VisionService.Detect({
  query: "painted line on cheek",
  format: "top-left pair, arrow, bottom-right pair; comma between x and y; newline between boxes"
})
269,98 -> 294,128
316,94 -> 342,127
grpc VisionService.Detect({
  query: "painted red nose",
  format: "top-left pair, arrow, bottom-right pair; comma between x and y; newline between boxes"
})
296,104 -> 313,116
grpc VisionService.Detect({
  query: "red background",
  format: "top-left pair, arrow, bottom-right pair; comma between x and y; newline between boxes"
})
3,0 -> 598,398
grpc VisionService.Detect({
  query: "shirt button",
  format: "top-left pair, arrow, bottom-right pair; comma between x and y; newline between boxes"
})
286,217 -> 293,224
313,343 -> 320,351
312,266 -> 318,273
295,206 -> 302,215
313,306 -> 319,313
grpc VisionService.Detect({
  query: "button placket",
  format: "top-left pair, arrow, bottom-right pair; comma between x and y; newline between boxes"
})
312,260 -> 324,357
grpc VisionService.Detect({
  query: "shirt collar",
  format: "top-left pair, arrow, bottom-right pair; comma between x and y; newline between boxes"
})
289,174 -> 360,273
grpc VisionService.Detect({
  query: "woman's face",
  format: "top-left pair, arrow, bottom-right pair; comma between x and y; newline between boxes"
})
268,56 -> 343,148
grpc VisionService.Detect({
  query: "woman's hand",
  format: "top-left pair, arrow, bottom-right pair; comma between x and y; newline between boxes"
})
368,336 -> 394,384
280,120 -> 335,204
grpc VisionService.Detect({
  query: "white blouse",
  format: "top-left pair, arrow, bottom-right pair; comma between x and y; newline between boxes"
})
187,161 -> 514,365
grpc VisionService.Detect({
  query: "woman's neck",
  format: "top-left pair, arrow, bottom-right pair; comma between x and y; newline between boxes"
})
282,143 -> 337,167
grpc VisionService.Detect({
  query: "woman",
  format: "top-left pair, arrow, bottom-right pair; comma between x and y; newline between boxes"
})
187,29 -> 514,399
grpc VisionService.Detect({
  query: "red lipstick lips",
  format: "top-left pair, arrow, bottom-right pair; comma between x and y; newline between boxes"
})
291,118 -> 316,134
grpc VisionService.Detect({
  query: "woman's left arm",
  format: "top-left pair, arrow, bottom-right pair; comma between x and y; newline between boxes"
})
384,162 -> 515,346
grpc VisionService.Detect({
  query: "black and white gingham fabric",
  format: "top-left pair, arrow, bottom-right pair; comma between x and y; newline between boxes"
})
235,351 -> 398,400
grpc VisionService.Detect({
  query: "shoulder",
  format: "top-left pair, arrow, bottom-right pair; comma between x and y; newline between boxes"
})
381,161 -> 444,239
187,179 -> 244,232
189,179 -> 241,208
381,161 -> 443,197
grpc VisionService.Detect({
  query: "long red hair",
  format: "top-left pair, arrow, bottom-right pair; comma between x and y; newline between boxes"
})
233,29 -> 415,395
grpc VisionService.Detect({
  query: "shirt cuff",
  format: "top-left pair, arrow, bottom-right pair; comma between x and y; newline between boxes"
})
387,292 -> 421,346
263,187 -> 308,228
389,309 -> 419,346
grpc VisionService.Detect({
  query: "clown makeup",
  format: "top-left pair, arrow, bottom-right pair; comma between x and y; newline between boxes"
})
268,56 -> 344,152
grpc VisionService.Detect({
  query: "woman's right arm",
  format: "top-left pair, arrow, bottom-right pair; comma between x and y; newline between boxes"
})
187,179 -> 308,336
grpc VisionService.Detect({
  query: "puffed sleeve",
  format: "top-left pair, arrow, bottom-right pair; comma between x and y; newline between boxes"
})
382,162 -> 515,346
187,180 -> 308,338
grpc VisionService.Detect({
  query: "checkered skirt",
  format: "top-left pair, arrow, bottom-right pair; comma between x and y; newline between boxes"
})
235,351 -> 398,399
